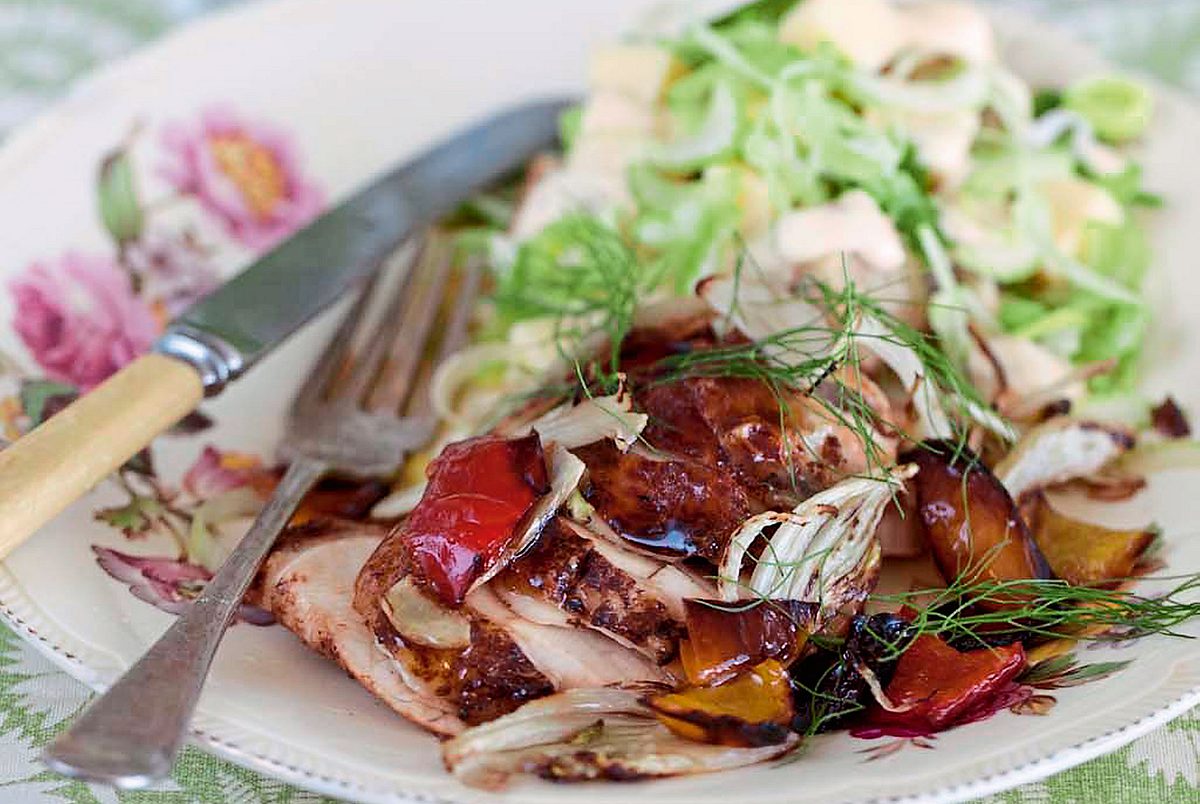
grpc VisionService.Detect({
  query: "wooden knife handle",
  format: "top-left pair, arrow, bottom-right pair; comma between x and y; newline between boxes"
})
0,354 -> 203,558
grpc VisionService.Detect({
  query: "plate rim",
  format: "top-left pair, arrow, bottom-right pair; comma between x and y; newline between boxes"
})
5,559 -> 1199,804
0,1 -> 1196,802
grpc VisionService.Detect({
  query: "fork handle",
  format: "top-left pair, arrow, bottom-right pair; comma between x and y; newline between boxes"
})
0,353 -> 204,558
41,456 -> 327,788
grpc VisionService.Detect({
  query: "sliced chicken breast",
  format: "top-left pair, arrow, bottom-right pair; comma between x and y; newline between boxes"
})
493,517 -> 685,664
260,521 -> 465,736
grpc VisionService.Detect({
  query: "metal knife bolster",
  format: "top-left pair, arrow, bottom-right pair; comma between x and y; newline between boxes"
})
153,325 -> 245,395
154,98 -> 570,396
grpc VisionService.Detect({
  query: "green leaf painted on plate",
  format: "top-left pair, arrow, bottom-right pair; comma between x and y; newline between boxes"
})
97,148 -> 143,245
95,494 -> 164,539
1020,653 -> 1132,690
18,380 -> 77,428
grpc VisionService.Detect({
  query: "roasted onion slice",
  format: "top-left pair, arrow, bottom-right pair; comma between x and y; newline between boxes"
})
718,471 -> 910,631
442,686 -> 797,789
995,417 -> 1133,501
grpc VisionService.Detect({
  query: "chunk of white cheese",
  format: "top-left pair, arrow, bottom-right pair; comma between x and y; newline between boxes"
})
775,190 -> 907,271
1038,177 -> 1124,257
902,1 -> 997,64
780,0 -> 997,71
578,92 -> 658,138
589,43 -> 679,105
779,0 -> 906,72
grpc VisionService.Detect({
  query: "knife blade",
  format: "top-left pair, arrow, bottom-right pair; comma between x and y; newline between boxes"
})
0,98 -> 567,556
156,97 -> 568,394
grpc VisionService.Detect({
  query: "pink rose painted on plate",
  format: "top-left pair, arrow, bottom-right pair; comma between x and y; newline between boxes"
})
93,444 -> 276,625
160,106 -> 324,251
8,253 -> 157,390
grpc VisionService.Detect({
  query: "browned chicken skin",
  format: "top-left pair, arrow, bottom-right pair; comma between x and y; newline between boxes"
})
495,518 -> 685,664
332,319 -> 900,735
574,439 -> 753,561
575,370 -> 887,562
353,525 -> 556,725
391,617 -> 555,725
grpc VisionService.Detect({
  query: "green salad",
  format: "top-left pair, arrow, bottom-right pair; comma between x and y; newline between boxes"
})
448,0 -> 1158,441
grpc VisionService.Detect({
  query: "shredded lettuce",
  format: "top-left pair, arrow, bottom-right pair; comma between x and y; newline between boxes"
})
1086,163 -> 1163,209
711,0 -> 797,29
558,105 -> 583,154
482,3 -> 1162,401
994,219 -> 1150,393
653,76 -> 744,171
1082,219 -> 1151,289
961,144 -> 1073,199
1033,88 -> 1063,117
1064,75 -> 1153,144
630,163 -> 740,292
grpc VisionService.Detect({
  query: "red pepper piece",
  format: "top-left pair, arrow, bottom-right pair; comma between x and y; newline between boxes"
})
407,434 -> 548,605
870,634 -> 1026,732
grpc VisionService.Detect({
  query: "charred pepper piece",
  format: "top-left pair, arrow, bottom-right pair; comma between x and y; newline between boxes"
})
647,660 -> 795,747
868,633 -> 1026,732
680,600 -> 817,686
1025,494 -> 1154,587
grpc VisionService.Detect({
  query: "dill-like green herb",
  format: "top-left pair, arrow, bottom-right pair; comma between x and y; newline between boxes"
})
873,573 -> 1200,657
493,215 -> 652,392
654,272 -> 994,468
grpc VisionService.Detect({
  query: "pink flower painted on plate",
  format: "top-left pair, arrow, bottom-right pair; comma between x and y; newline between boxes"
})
182,444 -> 272,499
9,253 -> 157,390
93,546 -> 274,624
160,107 -> 324,251
124,228 -> 220,316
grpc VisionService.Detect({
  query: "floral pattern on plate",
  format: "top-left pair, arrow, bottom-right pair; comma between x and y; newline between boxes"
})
2,106 -> 325,618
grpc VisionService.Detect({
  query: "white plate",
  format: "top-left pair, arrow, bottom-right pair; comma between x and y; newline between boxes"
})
0,1 -> 1197,802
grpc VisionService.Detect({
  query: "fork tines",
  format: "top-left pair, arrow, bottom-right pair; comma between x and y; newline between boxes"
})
298,229 -> 476,418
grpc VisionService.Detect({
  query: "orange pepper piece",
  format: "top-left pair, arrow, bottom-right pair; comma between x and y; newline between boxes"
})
647,660 -> 795,747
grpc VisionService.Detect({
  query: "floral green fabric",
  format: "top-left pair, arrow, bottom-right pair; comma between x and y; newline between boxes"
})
0,1 -> 1195,802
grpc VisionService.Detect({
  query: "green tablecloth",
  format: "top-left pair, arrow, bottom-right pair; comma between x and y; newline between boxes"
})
0,1 -> 1196,801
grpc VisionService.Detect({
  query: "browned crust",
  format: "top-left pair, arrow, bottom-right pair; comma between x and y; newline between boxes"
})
499,518 -> 684,664
374,614 -> 555,726
574,439 -> 752,561
354,519 -> 558,726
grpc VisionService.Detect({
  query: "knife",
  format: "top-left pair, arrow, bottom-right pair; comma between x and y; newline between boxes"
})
0,98 -> 567,556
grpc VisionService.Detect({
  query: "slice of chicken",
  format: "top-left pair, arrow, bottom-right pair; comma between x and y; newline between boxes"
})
559,517 -> 715,621
355,522 -> 563,726
356,512 -> 674,724
492,517 -> 685,664
466,585 -> 674,688
260,521 -> 465,736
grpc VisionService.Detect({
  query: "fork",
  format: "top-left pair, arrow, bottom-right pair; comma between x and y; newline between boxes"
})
42,229 -> 478,788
